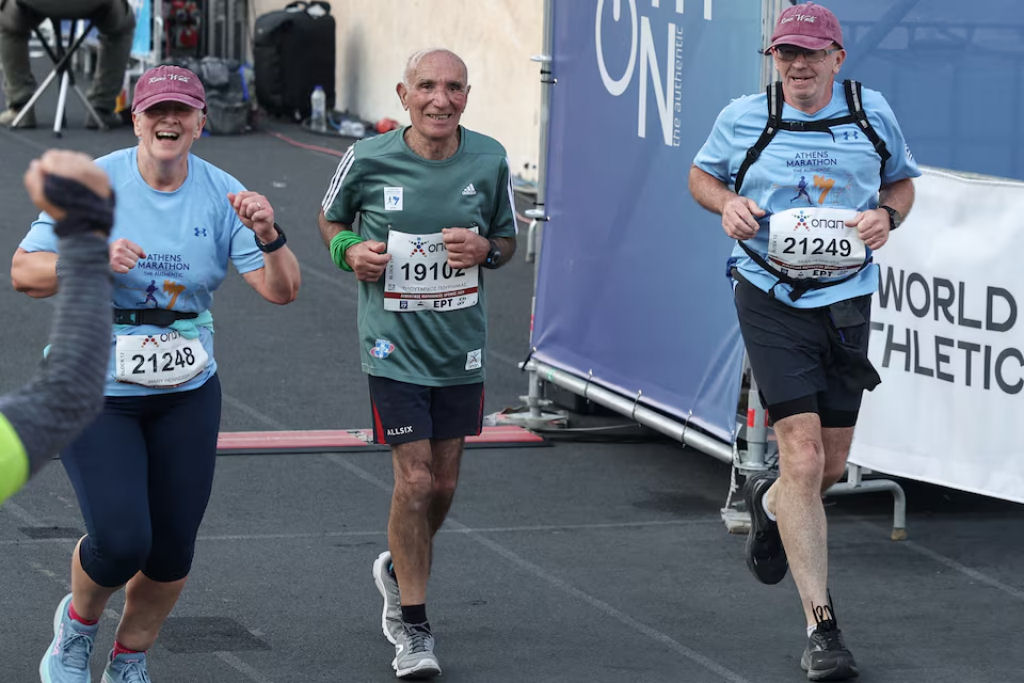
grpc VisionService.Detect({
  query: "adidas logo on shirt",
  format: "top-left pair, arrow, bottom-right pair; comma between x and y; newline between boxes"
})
461,183 -> 477,196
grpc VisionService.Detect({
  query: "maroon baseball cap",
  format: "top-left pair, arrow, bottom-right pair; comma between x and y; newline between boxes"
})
765,2 -> 844,53
132,65 -> 206,114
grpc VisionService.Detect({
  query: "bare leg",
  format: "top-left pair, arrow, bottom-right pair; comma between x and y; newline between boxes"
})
70,536 -> 121,621
426,437 -> 464,536
388,439 -> 437,607
764,413 -> 854,627
114,573 -> 187,651
388,437 -> 465,607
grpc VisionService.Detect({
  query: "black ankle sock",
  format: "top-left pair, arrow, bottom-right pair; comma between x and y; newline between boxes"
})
401,604 -> 428,628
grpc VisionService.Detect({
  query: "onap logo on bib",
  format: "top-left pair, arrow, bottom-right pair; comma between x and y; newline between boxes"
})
766,207 -> 865,280
114,331 -> 208,387
383,229 -> 479,312
594,0 -> 715,147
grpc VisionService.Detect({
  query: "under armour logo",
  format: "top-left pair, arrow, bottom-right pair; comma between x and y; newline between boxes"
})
194,227 -> 207,237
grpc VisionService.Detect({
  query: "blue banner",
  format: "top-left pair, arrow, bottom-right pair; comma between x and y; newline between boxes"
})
827,0 -> 1024,181
532,0 -> 763,443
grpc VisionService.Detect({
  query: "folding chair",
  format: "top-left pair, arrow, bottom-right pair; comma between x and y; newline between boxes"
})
10,9 -> 107,135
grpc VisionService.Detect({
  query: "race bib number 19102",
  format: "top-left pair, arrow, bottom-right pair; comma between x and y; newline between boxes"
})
384,229 -> 479,312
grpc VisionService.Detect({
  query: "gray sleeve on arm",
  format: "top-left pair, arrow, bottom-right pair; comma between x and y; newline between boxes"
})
0,235 -> 111,474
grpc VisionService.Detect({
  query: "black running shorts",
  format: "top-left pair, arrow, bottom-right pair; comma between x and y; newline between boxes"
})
733,275 -> 874,428
368,375 -> 484,445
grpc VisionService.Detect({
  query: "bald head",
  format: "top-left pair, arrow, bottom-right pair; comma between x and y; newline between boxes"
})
403,49 -> 468,87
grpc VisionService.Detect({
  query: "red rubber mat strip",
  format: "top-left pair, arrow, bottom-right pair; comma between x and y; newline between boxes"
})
217,425 -> 544,454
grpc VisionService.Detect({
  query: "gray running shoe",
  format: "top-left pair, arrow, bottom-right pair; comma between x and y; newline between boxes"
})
392,623 -> 441,680
372,550 -> 403,644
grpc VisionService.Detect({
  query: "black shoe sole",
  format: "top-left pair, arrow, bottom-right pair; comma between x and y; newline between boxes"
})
744,474 -> 788,584
802,650 -> 859,680
805,662 -> 859,681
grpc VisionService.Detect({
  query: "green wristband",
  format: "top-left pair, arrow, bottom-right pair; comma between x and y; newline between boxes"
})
330,231 -> 365,272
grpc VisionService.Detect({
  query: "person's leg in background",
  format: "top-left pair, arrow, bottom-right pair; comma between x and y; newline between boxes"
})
84,0 -> 135,126
0,0 -> 42,126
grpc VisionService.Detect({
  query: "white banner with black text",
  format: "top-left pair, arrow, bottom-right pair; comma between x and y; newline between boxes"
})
850,167 -> 1024,503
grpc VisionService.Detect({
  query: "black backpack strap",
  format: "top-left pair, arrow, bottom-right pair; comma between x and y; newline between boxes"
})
734,240 -> 872,302
735,82 -> 784,194
844,79 -> 891,185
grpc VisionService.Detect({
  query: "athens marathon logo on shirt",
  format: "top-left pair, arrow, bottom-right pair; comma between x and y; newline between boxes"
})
384,187 -> 403,211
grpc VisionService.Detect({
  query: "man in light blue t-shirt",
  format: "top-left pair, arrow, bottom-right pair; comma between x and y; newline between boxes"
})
690,3 -> 919,680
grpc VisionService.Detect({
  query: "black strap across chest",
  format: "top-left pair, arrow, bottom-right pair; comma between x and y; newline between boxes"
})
734,79 -> 891,195
732,80 -> 892,301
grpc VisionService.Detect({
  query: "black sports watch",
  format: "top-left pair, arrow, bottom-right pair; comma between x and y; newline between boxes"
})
482,239 -> 502,269
880,205 -> 903,231
255,223 -> 287,253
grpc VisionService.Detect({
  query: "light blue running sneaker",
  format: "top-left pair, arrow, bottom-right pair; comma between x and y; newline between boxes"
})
39,593 -> 98,683
372,550 -> 403,644
101,651 -> 151,683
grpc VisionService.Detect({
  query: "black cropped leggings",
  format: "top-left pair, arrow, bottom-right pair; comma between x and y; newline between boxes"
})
61,375 -> 221,587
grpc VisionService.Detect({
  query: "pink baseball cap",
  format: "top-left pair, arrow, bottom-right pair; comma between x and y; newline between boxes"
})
765,2 -> 844,53
132,65 -> 206,113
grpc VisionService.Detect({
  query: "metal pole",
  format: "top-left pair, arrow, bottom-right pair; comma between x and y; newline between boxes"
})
515,0 -> 564,427
736,366 -> 770,472
524,359 -> 734,464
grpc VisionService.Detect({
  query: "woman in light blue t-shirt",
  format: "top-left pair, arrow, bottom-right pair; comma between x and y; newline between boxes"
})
12,65 -> 301,683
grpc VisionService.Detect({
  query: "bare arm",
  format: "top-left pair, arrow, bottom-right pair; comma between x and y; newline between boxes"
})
318,208 -> 390,282
240,244 -> 301,304
229,191 -> 301,304
879,177 -> 915,219
688,165 -> 765,240
11,248 -> 58,298
847,177 -> 916,251
490,236 -> 517,267
317,207 -> 345,247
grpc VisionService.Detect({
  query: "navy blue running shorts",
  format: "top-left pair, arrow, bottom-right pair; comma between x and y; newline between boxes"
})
368,375 -> 484,445
733,276 -> 874,428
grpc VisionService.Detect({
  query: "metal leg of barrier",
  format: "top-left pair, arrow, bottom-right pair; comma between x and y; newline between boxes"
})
825,463 -> 908,541
499,357 -> 568,430
722,365 -> 775,533
525,217 -> 539,263
736,366 -> 773,474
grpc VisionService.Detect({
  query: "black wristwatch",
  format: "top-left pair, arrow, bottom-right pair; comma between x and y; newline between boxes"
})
482,239 -> 502,269
255,223 -> 287,253
880,205 -> 903,231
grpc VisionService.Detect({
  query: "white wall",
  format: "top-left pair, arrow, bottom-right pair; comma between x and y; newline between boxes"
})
252,0 -> 544,180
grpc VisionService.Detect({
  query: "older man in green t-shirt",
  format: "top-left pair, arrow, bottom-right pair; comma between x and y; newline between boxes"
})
318,47 -> 517,680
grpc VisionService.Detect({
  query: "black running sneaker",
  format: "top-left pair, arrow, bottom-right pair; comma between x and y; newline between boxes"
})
801,601 -> 859,681
744,472 -> 788,584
